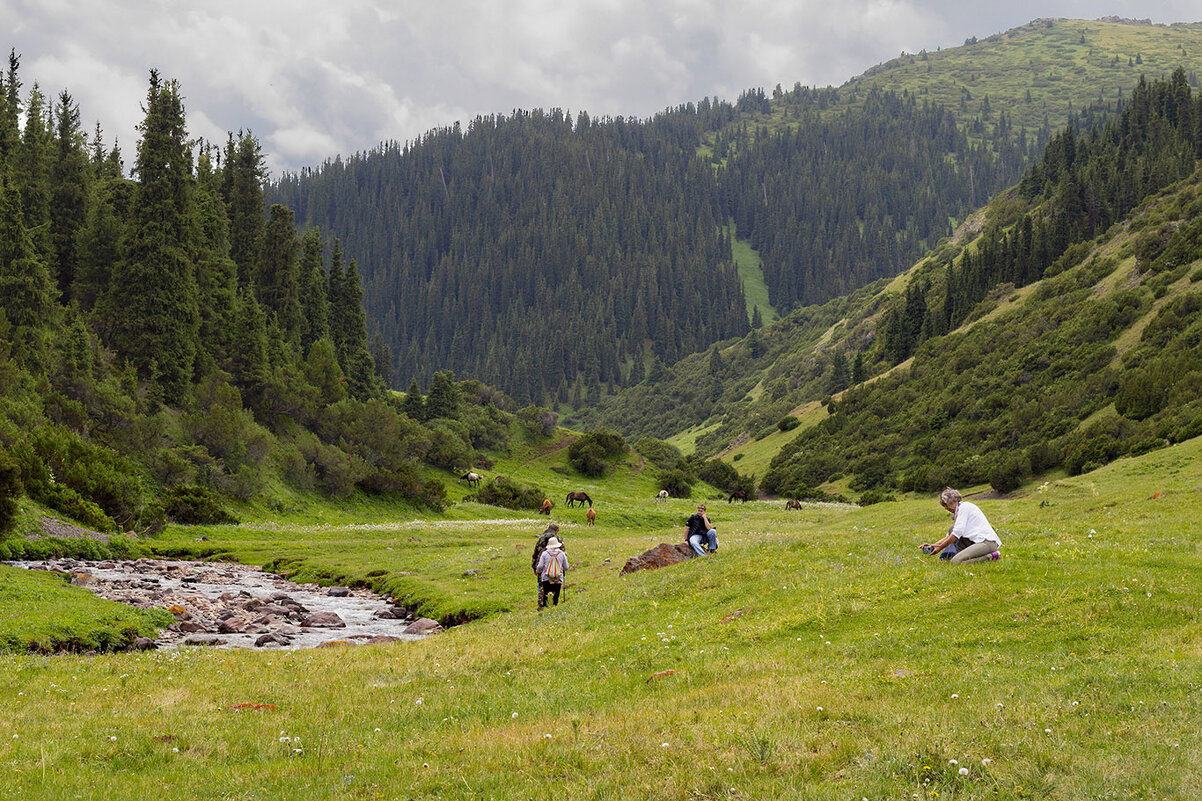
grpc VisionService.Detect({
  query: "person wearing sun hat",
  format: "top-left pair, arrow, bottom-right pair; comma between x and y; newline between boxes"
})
535,534 -> 570,609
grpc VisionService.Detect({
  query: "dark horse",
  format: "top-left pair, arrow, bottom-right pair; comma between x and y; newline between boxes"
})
785,499 -> 802,510
566,491 -> 593,508
728,489 -> 749,503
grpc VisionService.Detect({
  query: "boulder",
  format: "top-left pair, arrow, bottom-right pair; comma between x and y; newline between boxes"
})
326,587 -> 351,597
254,633 -> 291,648
183,635 -> 221,646
218,618 -> 248,634
402,618 -> 444,635
178,621 -> 208,633
619,543 -> 699,575
366,635 -> 403,645
300,612 -> 346,628
255,604 -> 292,617
131,637 -> 159,651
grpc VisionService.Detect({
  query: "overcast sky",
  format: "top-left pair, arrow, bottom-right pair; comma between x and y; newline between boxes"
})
2,1 -> 1199,176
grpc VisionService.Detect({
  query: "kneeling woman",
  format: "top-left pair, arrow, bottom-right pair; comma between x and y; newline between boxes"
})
922,487 -> 1001,564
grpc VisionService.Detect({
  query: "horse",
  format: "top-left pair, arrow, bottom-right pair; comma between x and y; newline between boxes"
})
656,490 -> 669,502
566,491 -> 593,508
728,489 -> 749,503
785,499 -> 802,510
586,508 -> 596,526
539,498 -> 553,515
458,471 -> 481,488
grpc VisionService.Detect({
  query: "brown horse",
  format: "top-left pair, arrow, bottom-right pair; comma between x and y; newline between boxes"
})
539,498 -> 553,515
785,499 -> 802,510
586,508 -> 596,526
566,491 -> 593,508
728,489 -> 749,503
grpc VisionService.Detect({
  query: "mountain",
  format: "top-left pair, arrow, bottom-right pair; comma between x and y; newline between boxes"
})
271,18 -> 1202,406
589,70 -> 1202,501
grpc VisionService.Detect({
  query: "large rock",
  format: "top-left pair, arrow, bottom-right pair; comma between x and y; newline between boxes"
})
178,621 -> 209,633
402,618 -> 444,635
300,612 -> 346,628
218,618 -> 248,634
326,587 -> 351,597
619,543 -> 699,575
183,635 -> 221,646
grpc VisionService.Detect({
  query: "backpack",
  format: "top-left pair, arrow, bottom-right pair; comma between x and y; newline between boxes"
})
544,550 -> 564,582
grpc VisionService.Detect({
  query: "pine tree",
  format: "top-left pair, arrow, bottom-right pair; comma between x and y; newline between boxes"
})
402,377 -> 426,421
14,83 -> 52,263
257,203 -> 302,343
192,146 -> 238,367
0,178 -> 58,367
222,130 -> 266,287
297,227 -> 329,354
47,91 -> 91,299
105,71 -> 200,404
426,370 -> 460,420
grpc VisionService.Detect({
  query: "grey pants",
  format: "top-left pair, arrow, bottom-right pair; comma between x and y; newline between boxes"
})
950,540 -> 1000,564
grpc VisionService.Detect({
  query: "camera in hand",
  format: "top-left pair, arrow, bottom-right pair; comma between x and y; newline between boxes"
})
921,544 -> 935,555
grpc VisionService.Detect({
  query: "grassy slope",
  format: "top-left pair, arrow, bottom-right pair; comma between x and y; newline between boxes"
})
1,434 -> 1201,798
728,222 -> 778,326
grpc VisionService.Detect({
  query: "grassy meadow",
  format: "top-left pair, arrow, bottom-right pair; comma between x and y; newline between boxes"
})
2,434 -> 1201,799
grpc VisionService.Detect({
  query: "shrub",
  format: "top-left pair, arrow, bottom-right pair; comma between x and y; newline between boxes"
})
568,428 -> 627,477
516,406 -> 559,437
28,480 -> 117,533
777,416 -> 801,432
989,452 -> 1030,494
634,436 -> 682,470
0,448 -> 21,537
162,485 -> 239,525
657,469 -> 693,499
468,477 -> 545,511
858,489 -> 896,506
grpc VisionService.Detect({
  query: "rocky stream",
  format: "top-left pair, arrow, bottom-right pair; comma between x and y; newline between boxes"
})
10,558 -> 444,650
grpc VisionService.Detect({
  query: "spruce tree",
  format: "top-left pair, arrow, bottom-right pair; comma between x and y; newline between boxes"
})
222,131 -> 265,287
425,370 -> 461,420
297,227 -> 329,353
192,146 -> 238,367
257,203 -> 302,343
49,90 -> 91,299
0,178 -> 58,366
106,71 -> 200,404
402,377 -> 426,421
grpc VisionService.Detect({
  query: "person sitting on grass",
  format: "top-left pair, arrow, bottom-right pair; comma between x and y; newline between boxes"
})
684,504 -> 718,556
921,487 -> 1002,564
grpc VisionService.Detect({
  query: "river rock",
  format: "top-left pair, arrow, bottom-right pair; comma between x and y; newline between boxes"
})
131,637 -> 159,651
619,543 -> 699,575
254,633 -> 290,648
178,621 -> 208,633
366,635 -> 402,645
183,635 -> 221,646
326,587 -> 351,597
218,618 -> 248,634
301,612 -> 346,628
402,618 -> 443,635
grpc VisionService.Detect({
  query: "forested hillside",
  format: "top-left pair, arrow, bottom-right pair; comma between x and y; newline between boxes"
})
595,71 -> 1202,500
0,55 -> 555,539
272,109 -> 749,406
273,18 -> 1202,405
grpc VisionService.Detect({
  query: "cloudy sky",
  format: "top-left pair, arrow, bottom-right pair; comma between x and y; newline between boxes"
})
2,1 -> 1199,175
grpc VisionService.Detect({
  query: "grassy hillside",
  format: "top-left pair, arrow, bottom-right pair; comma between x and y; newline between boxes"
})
2,430 -> 1200,798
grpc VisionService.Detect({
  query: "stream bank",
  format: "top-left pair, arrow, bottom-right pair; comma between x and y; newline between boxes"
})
11,557 -> 444,650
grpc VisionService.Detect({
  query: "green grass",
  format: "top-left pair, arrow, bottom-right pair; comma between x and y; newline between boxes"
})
0,566 -> 171,653
728,222 -> 778,325
2,436 -> 1202,798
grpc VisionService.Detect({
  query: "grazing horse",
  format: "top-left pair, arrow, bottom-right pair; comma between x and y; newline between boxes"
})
785,499 -> 802,510
539,498 -> 553,515
728,489 -> 749,503
586,508 -> 596,526
566,491 -> 593,508
656,490 -> 669,502
458,471 -> 481,488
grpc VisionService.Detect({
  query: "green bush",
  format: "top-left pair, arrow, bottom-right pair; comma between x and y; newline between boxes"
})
568,428 -> 627,477
657,469 -> 693,499
858,489 -> 896,506
162,485 -> 240,525
777,416 -> 801,432
468,477 -> 545,511
634,437 -> 682,470
989,452 -> 1030,494
28,480 -> 117,532
0,448 -> 21,537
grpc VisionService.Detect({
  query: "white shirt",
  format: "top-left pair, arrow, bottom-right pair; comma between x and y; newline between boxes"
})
950,501 -> 1000,546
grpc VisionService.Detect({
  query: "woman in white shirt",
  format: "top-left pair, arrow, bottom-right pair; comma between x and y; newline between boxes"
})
921,487 -> 1002,564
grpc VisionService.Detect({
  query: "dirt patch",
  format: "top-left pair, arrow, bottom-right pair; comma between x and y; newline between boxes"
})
32,517 -> 111,542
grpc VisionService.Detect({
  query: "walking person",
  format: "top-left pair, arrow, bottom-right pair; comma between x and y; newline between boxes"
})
921,487 -> 1002,564
535,535 -> 569,609
684,504 -> 718,556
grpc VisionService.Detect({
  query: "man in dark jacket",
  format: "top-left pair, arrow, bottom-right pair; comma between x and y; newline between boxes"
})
684,505 -> 717,556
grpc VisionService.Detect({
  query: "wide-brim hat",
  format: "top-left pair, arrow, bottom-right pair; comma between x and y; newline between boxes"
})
546,537 -> 562,549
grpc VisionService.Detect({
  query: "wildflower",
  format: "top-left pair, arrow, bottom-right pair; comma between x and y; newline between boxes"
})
544,733 -> 552,739
512,712 -> 519,719
422,763 -> 429,768
280,737 -> 291,743
374,728 -> 381,732
415,697 -> 423,706
951,693 -> 959,699
1045,728 -> 1052,734
816,706 -> 823,711
109,736 -> 117,742
662,742 -> 670,748
959,767 -> 969,776
948,759 -> 958,766
172,748 -> 179,753
981,758 -> 991,766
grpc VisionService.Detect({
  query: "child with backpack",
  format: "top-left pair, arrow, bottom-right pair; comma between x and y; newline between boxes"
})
535,535 -> 569,609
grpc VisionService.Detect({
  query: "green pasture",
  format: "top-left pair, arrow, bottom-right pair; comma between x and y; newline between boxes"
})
2,436 -> 1201,798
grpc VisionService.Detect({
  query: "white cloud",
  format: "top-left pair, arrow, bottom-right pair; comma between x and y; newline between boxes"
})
1,0 -> 1196,175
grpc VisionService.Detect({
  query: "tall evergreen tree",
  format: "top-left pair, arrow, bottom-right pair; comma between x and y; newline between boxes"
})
0,179 -> 57,368
105,71 -> 199,404
297,226 -> 329,354
192,146 -> 238,368
49,90 -> 91,298
257,203 -> 302,343
222,130 -> 265,287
